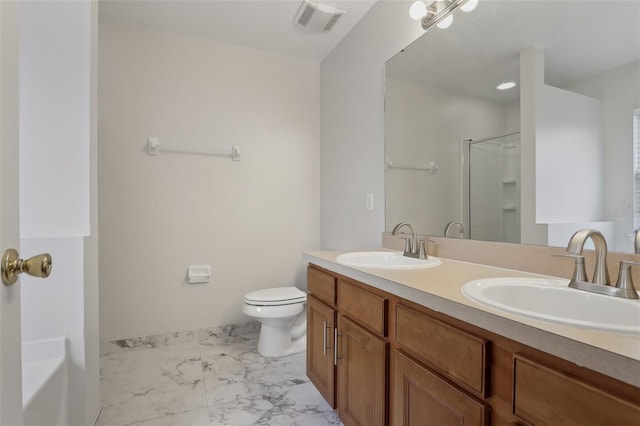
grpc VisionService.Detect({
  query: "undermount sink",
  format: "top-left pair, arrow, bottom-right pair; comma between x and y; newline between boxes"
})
462,277 -> 640,334
336,251 -> 442,269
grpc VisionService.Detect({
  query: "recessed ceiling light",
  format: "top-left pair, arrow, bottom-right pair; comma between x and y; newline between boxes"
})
497,82 -> 517,90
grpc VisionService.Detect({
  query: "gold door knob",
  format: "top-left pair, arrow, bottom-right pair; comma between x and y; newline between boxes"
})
2,248 -> 52,286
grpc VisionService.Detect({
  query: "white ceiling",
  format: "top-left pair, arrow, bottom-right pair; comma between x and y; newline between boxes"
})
98,0 -> 377,61
386,0 -> 640,103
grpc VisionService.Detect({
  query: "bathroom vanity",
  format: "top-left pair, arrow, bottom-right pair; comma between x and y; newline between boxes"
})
304,251 -> 640,426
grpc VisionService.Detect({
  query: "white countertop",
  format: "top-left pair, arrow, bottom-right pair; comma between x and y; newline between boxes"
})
304,250 -> 640,388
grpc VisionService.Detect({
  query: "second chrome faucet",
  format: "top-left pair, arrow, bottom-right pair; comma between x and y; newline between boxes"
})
566,229 -> 610,285
444,221 -> 466,238
561,229 -> 638,299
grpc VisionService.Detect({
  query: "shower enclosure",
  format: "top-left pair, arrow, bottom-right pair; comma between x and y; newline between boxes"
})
463,132 -> 521,243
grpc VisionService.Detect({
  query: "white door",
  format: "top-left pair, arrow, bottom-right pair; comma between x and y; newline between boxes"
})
0,2 -> 25,424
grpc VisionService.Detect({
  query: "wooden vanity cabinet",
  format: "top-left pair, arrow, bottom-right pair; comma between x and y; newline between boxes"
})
306,265 -> 389,426
306,265 -> 640,426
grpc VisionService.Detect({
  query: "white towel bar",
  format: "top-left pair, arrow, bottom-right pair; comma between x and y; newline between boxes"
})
147,138 -> 241,161
385,159 -> 438,173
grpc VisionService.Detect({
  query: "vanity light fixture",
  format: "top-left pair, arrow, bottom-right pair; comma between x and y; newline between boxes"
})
497,81 -> 517,90
409,0 -> 477,31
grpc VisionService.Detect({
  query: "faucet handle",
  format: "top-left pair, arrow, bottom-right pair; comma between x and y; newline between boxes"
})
418,240 -> 427,259
553,253 -> 588,284
397,235 -> 413,253
615,260 -> 640,299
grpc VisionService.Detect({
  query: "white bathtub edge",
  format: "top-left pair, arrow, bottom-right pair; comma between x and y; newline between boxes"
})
21,337 -> 67,409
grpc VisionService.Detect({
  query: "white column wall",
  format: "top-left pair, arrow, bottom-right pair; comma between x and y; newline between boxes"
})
537,85 -> 603,223
19,1 -> 90,238
320,0 -> 424,250
18,1 -> 98,425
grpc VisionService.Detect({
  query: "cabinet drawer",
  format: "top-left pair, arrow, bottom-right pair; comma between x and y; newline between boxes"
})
307,267 -> 336,306
513,355 -> 640,426
393,350 -> 488,426
338,279 -> 387,336
395,304 -> 488,395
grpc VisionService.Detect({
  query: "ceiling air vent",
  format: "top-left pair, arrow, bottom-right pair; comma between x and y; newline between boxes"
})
294,0 -> 346,33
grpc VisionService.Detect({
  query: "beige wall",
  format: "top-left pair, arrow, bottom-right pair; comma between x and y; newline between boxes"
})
98,19 -> 320,341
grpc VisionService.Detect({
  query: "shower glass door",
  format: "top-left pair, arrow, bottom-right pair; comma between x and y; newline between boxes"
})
467,132 -> 520,243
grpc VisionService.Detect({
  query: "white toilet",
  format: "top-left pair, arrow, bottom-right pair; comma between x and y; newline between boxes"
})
242,287 -> 307,357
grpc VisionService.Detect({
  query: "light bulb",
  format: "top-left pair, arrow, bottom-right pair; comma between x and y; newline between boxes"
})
461,0 -> 478,12
437,13 -> 453,29
497,82 -> 517,90
409,0 -> 428,20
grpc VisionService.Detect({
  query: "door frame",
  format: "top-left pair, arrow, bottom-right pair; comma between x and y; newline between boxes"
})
1,1 -> 25,424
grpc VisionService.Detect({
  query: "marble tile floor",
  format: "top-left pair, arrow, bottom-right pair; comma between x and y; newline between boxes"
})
97,323 -> 343,426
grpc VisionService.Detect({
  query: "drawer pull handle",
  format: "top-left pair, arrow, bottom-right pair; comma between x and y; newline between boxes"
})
334,329 -> 343,366
322,321 -> 330,355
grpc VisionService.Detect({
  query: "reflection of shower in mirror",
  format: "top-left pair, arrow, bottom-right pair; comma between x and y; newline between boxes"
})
464,132 -> 521,244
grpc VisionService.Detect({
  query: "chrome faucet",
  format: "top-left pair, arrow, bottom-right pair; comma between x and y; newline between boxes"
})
560,229 -> 638,299
391,222 -> 427,259
444,221 -> 466,238
566,229 -> 610,285
634,228 -> 640,255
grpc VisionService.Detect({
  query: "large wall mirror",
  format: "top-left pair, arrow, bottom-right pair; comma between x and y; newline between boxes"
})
385,0 -> 640,253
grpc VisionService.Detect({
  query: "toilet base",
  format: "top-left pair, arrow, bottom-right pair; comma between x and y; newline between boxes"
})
257,323 -> 307,358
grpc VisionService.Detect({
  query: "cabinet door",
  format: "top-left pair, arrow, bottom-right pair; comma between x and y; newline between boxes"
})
337,314 -> 387,426
392,350 -> 488,426
306,295 -> 336,407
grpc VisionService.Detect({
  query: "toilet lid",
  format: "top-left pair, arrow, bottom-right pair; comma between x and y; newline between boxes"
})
243,287 -> 307,306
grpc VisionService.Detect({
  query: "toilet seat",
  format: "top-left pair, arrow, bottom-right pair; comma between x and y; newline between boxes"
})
243,287 -> 307,306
